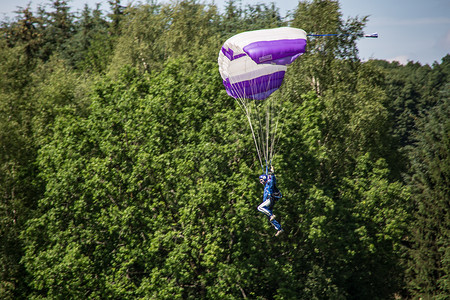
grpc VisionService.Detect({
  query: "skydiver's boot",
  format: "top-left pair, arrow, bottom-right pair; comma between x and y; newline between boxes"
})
275,229 -> 284,237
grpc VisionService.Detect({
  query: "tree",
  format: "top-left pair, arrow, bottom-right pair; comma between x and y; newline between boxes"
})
1,5 -> 43,60
38,0 -> 75,61
0,38 -> 40,300
21,58 -> 253,298
62,4 -> 112,72
406,85 -> 449,299
108,2 -> 166,74
108,0 -> 126,36
374,55 -> 450,150
291,0 -> 367,95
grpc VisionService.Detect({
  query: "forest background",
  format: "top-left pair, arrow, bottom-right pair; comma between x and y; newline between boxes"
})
0,0 -> 448,299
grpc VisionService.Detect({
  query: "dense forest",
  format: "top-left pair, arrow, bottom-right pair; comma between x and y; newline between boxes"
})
0,0 -> 448,298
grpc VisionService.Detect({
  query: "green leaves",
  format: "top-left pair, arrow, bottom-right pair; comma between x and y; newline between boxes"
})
19,59 -> 255,297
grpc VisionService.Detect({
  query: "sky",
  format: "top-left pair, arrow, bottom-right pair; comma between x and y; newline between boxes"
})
1,0 -> 449,65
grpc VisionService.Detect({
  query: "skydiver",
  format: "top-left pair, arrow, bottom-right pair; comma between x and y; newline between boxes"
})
257,166 -> 283,236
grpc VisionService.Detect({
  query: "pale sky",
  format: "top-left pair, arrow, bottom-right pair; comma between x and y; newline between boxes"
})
1,0 -> 449,65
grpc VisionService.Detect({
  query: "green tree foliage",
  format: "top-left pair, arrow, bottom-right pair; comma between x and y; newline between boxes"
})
109,0 -> 287,75
108,0 -> 127,36
374,55 -> 450,148
278,69 -> 409,299
38,0 -> 75,61
0,39 -> 39,300
291,0 -> 367,95
1,6 -> 43,60
22,59 -> 255,298
286,0 -> 396,178
0,0 -> 449,298
62,4 -> 112,72
108,2 -> 172,74
30,57 -> 90,147
406,86 -> 449,299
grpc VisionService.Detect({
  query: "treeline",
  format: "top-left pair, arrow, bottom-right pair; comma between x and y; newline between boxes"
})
0,0 -> 448,299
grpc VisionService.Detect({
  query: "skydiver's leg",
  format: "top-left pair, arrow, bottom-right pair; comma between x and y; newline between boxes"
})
258,199 -> 282,232
270,218 -> 282,231
257,199 -> 273,218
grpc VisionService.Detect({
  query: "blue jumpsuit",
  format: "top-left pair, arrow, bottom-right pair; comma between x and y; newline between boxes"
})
257,174 -> 282,231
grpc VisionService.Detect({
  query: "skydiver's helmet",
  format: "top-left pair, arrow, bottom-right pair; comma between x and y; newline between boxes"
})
259,174 -> 268,184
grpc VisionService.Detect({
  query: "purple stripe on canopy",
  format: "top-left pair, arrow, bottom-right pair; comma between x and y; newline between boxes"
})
221,47 -> 247,61
223,71 -> 286,100
226,85 -> 280,100
224,74 -> 284,99
271,53 -> 303,65
243,39 -> 307,65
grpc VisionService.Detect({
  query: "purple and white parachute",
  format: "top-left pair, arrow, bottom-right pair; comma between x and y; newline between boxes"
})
218,27 -> 307,172
218,27 -> 307,101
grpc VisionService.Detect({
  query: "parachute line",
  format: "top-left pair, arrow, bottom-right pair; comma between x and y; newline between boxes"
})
229,73 -> 286,173
307,32 -> 378,38
234,94 -> 265,172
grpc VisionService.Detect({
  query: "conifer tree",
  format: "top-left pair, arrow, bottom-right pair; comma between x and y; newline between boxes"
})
406,85 -> 449,299
39,0 -> 75,61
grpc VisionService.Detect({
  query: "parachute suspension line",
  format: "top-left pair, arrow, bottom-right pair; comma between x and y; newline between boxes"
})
239,78 -> 268,173
250,87 -> 267,173
228,72 -> 286,174
268,93 -> 275,166
252,73 -> 282,173
233,92 -> 265,173
256,74 -> 278,173
263,76 -> 282,172
254,97 -> 267,171
249,87 -> 267,172
244,103 -> 264,172
253,76 -> 271,172
266,99 -> 270,170
245,103 -> 265,173
271,91 -> 279,163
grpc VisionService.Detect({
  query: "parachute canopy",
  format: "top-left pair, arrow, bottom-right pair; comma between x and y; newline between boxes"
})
218,27 -> 307,172
218,27 -> 307,100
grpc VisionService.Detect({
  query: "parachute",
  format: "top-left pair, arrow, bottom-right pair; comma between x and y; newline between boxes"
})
218,27 -> 307,172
